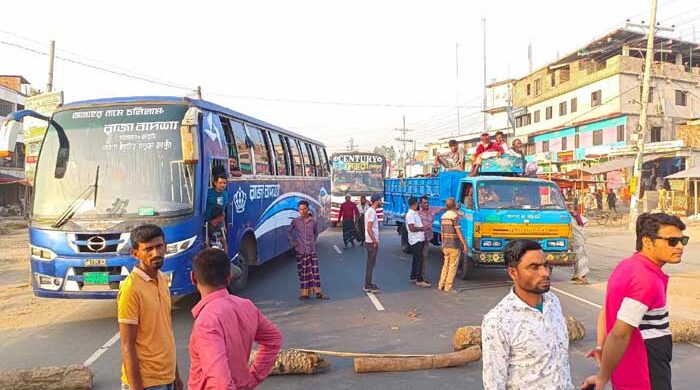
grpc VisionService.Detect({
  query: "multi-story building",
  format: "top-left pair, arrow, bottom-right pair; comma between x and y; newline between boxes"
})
510,28 -> 700,187
0,75 -> 30,213
485,79 -> 516,135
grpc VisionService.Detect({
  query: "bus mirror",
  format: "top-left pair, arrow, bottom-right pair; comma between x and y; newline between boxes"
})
8,110 -> 70,179
181,107 -> 199,164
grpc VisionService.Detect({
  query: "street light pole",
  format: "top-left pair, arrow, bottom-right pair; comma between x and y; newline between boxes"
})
628,0 -> 659,231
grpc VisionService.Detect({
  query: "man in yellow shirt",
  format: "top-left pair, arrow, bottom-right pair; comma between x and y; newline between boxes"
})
118,224 -> 183,390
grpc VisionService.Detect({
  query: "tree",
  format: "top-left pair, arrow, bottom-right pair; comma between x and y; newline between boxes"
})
373,145 -> 396,161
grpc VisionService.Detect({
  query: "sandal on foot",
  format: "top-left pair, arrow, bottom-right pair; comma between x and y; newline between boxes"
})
315,293 -> 330,300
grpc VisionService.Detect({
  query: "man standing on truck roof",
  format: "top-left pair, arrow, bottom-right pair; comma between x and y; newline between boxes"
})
434,139 -> 466,172
482,239 -> 573,390
470,133 -> 503,176
406,197 -> 430,287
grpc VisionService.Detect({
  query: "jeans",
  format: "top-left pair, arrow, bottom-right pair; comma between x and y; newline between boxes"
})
122,383 -> 174,390
365,243 -> 378,286
409,240 -> 426,282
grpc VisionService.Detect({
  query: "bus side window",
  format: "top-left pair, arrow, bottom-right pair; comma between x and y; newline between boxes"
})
210,158 -> 227,187
219,116 -> 240,177
297,140 -> 313,176
230,120 -> 253,175
286,137 -> 303,176
314,145 -> 325,176
309,144 -> 322,177
304,143 -> 317,177
321,147 -> 331,176
246,125 -> 272,175
461,183 -> 474,209
269,132 -> 289,175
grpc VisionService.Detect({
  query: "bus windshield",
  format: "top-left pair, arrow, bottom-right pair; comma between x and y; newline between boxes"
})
476,180 -> 566,210
331,153 -> 385,196
32,104 -> 195,225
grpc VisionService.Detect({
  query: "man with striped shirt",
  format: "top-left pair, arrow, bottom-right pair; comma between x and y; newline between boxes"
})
582,213 -> 688,390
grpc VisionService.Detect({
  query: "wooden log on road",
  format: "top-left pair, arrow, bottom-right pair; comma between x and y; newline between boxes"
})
251,349 -> 330,375
0,365 -> 93,390
453,316 -> 586,351
670,319 -> 700,343
353,345 -> 481,373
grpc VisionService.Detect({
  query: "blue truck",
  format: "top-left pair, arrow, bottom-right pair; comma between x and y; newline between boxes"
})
383,160 -> 574,279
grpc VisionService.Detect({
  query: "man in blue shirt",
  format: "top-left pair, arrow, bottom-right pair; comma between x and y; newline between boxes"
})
206,173 -> 229,221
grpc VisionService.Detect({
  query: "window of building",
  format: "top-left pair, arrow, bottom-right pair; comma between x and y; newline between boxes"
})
616,125 -> 625,142
592,129 -> 603,146
526,84 -> 531,96
640,86 -> 654,103
575,133 -> 580,149
246,125 -> 272,175
269,132 -> 290,175
675,90 -> 687,106
534,79 -> 542,95
0,99 -> 14,117
230,120 -> 253,175
591,90 -> 602,107
542,140 -> 549,152
526,143 -> 536,155
525,113 -> 532,126
285,137 -> 303,176
516,116 -> 523,128
545,106 -> 553,120
571,98 -> 577,113
551,73 -> 556,87
534,110 -> 540,123
651,126 -> 662,143
559,101 -> 567,116
561,136 -> 567,151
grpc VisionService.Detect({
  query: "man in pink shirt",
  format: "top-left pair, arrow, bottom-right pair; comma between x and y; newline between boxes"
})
582,213 -> 687,390
188,249 -> 283,390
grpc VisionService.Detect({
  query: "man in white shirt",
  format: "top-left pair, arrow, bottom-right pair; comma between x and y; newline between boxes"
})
406,197 -> 430,287
363,194 -> 382,293
481,239 -> 574,390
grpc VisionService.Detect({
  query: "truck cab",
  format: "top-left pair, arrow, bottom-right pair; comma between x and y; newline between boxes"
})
384,160 -> 574,279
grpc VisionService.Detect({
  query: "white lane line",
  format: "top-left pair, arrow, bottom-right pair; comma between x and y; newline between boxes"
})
550,286 -> 602,309
333,245 -> 342,254
366,292 -> 385,311
83,331 -> 120,366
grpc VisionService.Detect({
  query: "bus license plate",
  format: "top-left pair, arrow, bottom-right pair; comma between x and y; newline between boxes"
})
84,272 -> 109,285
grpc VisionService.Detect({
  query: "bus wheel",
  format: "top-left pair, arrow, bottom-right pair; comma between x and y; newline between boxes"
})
399,224 -> 410,253
457,252 -> 474,280
230,241 -> 253,292
331,221 -> 338,228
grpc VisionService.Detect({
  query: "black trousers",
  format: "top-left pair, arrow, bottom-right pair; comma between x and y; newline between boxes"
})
410,240 -> 425,282
365,243 -> 378,286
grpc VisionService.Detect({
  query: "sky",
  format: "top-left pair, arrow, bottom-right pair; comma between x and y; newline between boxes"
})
2,0 -> 699,154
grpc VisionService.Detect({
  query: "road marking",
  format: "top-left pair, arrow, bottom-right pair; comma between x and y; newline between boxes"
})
333,245 -> 342,254
365,291 -> 385,311
83,331 -> 120,366
550,286 -> 602,309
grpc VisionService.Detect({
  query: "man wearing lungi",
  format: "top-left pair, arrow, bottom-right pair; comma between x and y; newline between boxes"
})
288,200 -> 330,301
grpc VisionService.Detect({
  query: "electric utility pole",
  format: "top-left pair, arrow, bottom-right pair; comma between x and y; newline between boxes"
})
346,138 -> 357,151
394,115 -> 413,175
46,41 -> 55,92
628,0 -> 659,231
482,17 -> 487,133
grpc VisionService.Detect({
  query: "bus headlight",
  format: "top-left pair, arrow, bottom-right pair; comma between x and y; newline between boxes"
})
165,236 -> 197,258
30,245 -> 57,261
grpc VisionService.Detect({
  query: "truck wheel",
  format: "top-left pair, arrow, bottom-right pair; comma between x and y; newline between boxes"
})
230,242 -> 252,292
399,225 -> 410,253
457,252 -> 474,280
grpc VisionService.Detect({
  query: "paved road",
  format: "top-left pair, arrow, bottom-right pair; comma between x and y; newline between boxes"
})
1,226 -> 699,389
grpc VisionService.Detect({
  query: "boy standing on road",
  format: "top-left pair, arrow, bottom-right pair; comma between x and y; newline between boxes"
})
482,239 -> 573,390
363,194 -> 382,293
288,200 -> 330,300
406,197 -> 430,287
118,225 -> 183,390
582,213 -> 687,390
339,194 -> 360,249
438,197 -> 467,292
188,248 -> 282,390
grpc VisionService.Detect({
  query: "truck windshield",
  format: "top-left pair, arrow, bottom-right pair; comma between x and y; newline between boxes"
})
331,153 -> 385,196
476,180 -> 566,210
32,104 -> 195,225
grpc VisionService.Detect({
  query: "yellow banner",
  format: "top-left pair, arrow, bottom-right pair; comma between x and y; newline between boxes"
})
475,223 -> 571,238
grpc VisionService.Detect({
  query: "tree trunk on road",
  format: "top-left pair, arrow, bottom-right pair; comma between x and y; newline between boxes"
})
353,346 -> 481,373
0,365 -> 93,390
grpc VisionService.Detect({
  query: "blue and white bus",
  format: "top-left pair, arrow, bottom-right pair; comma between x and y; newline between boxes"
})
13,96 -> 331,298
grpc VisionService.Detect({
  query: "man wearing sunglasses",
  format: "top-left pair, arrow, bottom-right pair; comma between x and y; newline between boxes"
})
582,213 -> 688,390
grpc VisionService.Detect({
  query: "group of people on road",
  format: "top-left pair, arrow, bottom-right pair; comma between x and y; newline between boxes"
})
482,212 -> 687,390
118,225 -> 283,390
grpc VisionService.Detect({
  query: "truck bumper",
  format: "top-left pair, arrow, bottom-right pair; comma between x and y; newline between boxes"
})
472,250 -> 575,266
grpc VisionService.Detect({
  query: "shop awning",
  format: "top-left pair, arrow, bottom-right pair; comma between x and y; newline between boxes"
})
665,165 -> 700,180
582,154 -> 670,175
